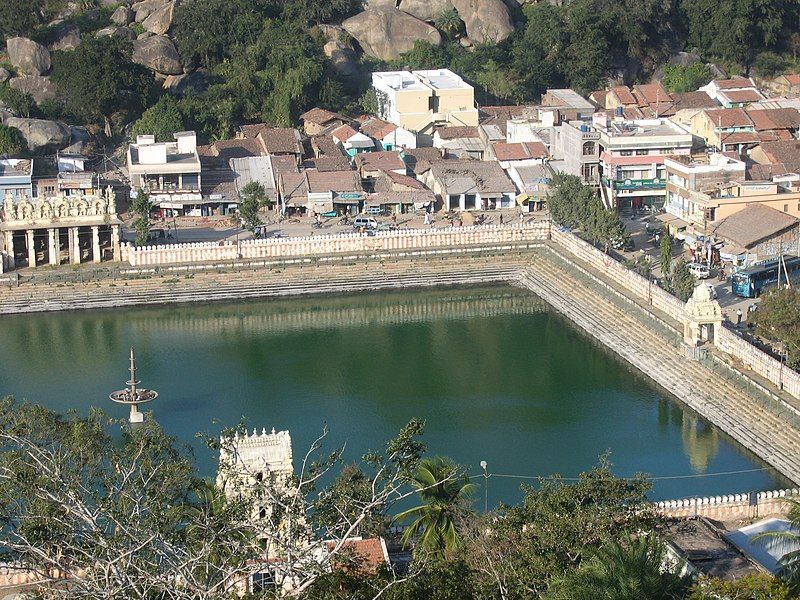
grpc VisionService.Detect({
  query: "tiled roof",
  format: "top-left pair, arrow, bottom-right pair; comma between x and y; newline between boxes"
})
633,83 -> 672,106
238,123 -> 268,139
311,135 -> 347,158
404,147 -> 443,174
257,128 -> 303,155
369,189 -> 434,205
722,89 -> 764,104
712,204 -> 799,248
757,140 -> 800,172
492,141 -> 548,161
704,108 -> 753,128
197,138 -> 263,160
331,124 -> 359,142
672,91 -> 719,110
305,169 -> 361,193
269,155 -> 299,177
714,77 -> 756,90
431,160 -> 515,195
383,170 -> 426,189
783,74 -> 800,85
359,117 -> 397,140
199,156 -> 237,200
436,126 -> 480,140
354,151 -> 405,173
720,131 -> 761,144
279,171 -> 308,199
300,107 -> 345,125
747,108 -> 800,131
746,162 -> 787,180
325,538 -> 388,573
610,86 -> 637,105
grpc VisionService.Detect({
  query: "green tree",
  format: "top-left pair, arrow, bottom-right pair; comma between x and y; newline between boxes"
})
672,258 -> 696,301
475,59 -> 525,103
680,0 -> 794,67
0,84 -> 36,119
435,8 -> 462,38
0,124 -> 24,157
237,181 -> 267,233
546,536 -> 691,600
131,188 -> 153,246
394,456 -> 475,560
661,63 -> 713,93
660,230 -> 672,277
753,51 -> 788,77
0,0 -> 42,38
688,572 -> 794,599
751,288 -> 800,369
464,459 -> 661,598
51,36 -> 154,136
132,95 -> 185,143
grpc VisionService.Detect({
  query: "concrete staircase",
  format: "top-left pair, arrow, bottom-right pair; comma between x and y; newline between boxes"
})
516,257 -> 800,484
0,257 -> 528,314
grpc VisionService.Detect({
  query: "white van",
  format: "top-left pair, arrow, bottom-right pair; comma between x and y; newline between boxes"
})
688,263 -> 710,279
353,216 -> 378,230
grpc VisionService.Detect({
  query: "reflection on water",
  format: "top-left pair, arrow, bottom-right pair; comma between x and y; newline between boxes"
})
0,286 -> 788,502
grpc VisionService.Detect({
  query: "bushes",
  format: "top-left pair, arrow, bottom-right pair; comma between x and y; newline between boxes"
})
0,124 -> 25,157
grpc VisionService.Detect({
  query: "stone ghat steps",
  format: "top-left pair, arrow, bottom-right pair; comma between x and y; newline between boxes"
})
517,260 -> 800,483
0,260 -> 530,314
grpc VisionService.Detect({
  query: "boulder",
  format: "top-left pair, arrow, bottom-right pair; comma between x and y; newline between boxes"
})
162,69 -> 211,95
132,35 -> 182,75
5,117 -> 71,151
142,1 -> 174,35
137,31 -> 154,40
451,0 -> 514,44
324,41 -> 359,77
0,68 -> 10,83
48,24 -> 81,52
111,6 -> 134,25
399,0 -> 454,22
8,75 -> 58,104
133,0 -> 168,22
6,37 -> 51,75
95,26 -> 119,37
364,0 -> 397,7
114,26 -> 136,40
342,8 -> 441,61
668,51 -> 702,68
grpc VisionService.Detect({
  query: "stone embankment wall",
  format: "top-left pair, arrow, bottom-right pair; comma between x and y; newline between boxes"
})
656,488 -> 799,521
716,327 -> 800,401
122,222 -> 550,266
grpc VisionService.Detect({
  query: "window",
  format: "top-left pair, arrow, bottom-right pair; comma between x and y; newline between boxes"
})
620,150 -> 633,156
582,142 -> 595,156
635,149 -> 648,155
428,95 -> 439,112
784,204 -> 789,213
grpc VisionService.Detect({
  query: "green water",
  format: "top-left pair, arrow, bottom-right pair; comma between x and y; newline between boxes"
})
0,287 -> 789,504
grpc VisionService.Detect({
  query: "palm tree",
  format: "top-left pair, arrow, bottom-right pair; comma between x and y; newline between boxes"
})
434,8 -> 462,38
753,498 -> 800,594
546,536 -> 691,600
394,457 -> 475,559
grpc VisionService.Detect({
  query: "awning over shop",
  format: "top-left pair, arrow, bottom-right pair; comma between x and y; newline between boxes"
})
655,213 -> 688,228
719,244 -> 747,261
308,200 -> 334,213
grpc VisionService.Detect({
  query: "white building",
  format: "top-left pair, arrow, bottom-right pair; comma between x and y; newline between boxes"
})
127,131 -> 203,214
371,69 -> 479,135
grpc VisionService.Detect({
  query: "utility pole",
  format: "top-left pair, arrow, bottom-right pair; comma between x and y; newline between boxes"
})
480,460 -> 489,513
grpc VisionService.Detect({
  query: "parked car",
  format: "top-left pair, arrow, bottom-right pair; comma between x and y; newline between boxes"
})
610,237 -> 635,251
353,216 -> 378,230
688,263 -> 711,279
645,221 -> 661,236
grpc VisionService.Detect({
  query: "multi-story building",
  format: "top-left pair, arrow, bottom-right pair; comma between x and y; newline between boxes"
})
552,120 -> 601,185
690,108 -> 758,154
699,77 -> 765,108
0,158 -> 33,203
682,180 -> 800,229
593,113 -> 693,210
540,89 -> 596,122
371,69 -> 479,135
127,131 -> 203,215
664,153 -> 746,227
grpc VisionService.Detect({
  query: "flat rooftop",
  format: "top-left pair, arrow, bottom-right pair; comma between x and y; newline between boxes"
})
667,519 -> 760,581
373,69 -> 471,92
602,119 -> 691,138
545,88 -> 595,111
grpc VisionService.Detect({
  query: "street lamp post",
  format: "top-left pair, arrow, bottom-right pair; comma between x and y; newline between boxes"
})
480,460 -> 488,513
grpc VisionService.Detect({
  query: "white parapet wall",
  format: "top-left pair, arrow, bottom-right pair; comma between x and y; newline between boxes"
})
121,222 -> 551,266
655,488 -> 800,520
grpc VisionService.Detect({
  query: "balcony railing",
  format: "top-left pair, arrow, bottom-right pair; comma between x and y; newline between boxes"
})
603,177 -> 666,191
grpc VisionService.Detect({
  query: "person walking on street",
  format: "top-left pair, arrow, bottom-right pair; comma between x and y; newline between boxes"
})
499,214 -> 504,225
736,308 -> 743,326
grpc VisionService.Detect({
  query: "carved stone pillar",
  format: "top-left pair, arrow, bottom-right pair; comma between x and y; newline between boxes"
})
91,226 -> 101,263
3,231 -> 14,269
111,225 -> 121,261
69,227 -> 81,264
48,228 -> 59,266
26,229 -> 36,268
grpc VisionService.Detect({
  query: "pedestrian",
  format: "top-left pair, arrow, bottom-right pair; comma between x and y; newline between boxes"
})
736,308 -> 743,326
519,210 -> 524,223
424,212 -> 430,225
392,213 -> 397,225
499,214 -> 504,225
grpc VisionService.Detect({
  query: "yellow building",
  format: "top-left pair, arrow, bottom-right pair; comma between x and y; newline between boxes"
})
371,69 -> 479,135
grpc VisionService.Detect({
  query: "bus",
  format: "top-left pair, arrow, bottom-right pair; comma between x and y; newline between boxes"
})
731,256 -> 800,298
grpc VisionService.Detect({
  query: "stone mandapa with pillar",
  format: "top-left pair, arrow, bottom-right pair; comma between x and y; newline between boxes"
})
0,187 -> 122,269
684,283 -> 723,346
